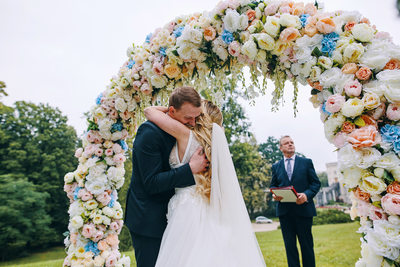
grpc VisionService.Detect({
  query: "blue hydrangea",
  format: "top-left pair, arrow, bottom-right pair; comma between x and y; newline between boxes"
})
159,47 -> 167,57
111,122 -> 124,133
381,124 -> 400,143
300,14 -> 310,28
173,26 -> 184,38
108,193 -> 116,208
127,60 -> 135,69
73,187 -> 83,200
321,101 -> 331,116
85,240 -> 100,256
394,140 -> 400,154
118,140 -> 129,151
95,93 -> 103,105
145,33 -> 152,43
221,30 -> 234,44
321,32 -> 340,57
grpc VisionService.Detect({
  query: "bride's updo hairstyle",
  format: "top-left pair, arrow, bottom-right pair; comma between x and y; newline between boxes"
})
192,100 -> 223,201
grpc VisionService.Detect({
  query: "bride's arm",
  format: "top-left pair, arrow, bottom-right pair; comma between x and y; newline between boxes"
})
144,106 -> 190,141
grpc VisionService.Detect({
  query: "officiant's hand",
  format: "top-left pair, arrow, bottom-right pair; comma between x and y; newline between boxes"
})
272,194 -> 283,202
296,193 -> 308,205
189,147 -> 209,174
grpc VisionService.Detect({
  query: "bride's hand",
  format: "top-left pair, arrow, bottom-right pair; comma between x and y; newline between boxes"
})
189,147 -> 208,174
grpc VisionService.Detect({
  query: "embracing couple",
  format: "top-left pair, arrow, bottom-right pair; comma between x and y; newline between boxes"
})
124,87 -> 266,267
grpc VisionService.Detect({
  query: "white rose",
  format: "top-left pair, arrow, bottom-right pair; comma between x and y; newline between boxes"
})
242,39 -> 258,60
377,69 -> 400,103
102,206 -> 115,217
88,163 -> 107,179
279,13 -> 301,28
64,172 -> 75,184
343,43 -> 365,63
308,66 -> 322,82
264,16 -> 280,37
317,56 -> 333,69
114,210 -> 123,220
391,166 -> 400,181
180,27 -> 203,44
360,175 -> 387,195
290,63 -> 302,76
238,14 -> 249,31
359,242 -> 384,267
177,41 -> 197,61
319,67 -> 342,90
338,144 -> 362,170
375,153 -> 400,170
71,216 -> 84,230
373,219 -> 400,247
362,92 -> 381,110
93,214 -> 103,224
335,36 -> 354,53
255,33 -> 275,51
86,177 -> 108,195
331,50 -> 344,65
365,230 -> 399,261
213,45 -> 228,61
352,23 -> 375,43
373,167 -> 385,178
342,166 -> 364,188
94,256 -> 105,267
341,98 -> 364,118
98,118 -> 113,132
359,39 -> 393,70
223,9 -> 240,32
68,201 -> 85,217
94,107 -> 107,119
85,199 -> 98,210
150,75 -> 167,89
357,147 -> 381,169
299,57 -> 317,77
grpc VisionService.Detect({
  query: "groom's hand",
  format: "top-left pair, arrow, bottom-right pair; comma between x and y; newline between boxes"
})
189,147 -> 209,174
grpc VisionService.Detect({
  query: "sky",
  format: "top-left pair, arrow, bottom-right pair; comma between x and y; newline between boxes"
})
1,0 -> 399,172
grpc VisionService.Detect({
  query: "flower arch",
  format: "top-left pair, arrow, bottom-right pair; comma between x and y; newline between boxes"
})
63,0 -> 400,266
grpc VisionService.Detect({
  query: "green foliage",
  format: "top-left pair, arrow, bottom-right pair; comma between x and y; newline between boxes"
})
313,209 -> 353,225
258,136 -> 282,165
318,171 -> 329,187
0,174 -> 56,260
0,101 -> 79,246
119,226 -> 133,252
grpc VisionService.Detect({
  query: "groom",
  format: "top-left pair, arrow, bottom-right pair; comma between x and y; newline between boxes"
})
125,87 -> 208,267
270,136 -> 321,267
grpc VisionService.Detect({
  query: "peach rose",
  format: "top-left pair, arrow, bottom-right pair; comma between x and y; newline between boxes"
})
386,103 -> 400,121
304,3 -> 317,16
360,17 -> 370,25
341,121 -> 356,134
82,224 -> 96,239
105,234 -> 120,247
98,240 -> 110,251
304,23 -> 318,37
279,27 -> 300,43
387,181 -> 400,195
292,3 -> 305,16
355,67 -> 372,81
347,125 -> 381,148
354,187 -> 371,202
164,63 -> 181,79
384,59 -> 400,70
344,21 -> 356,32
360,115 -> 378,129
152,62 -> 164,76
246,10 -> 256,21
204,26 -> 216,41
307,79 -> 323,91
316,17 -> 336,34
341,63 -> 359,74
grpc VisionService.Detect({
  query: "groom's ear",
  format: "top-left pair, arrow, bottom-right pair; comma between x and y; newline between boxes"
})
168,106 -> 176,116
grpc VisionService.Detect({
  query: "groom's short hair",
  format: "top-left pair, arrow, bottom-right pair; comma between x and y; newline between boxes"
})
169,86 -> 201,110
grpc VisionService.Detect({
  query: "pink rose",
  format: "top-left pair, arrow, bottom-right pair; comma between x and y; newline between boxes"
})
227,0 -> 240,9
325,94 -> 345,113
375,31 -> 392,41
96,192 -> 111,206
112,143 -> 123,154
132,81 -> 142,91
121,129 -> 128,139
166,21 -> 175,33
105,148 -> 114,157
214,1 -> 228,15
347,125 -> 381,148
387,103 -> 400,121
228,41 -> 241,57
356,199 -> 371,218
113,153 -> 126,164
120,110 -> 132,121
369,205 -> 388,220
106,254 -> 118,267
75,148 -> 83,158
354,187 -> 370,202
333,132 -> 347,148
316,17 -> 336,34
94,148 -> 103,157
70,232 -> 78,245
97,224 -> 107,232
141,83 -> 153,95
344,80 -> 362,97
82,223 -> 96,239
279,5 -> 292,14
279,27 -> 300,43
109,109 -> 119,120
110,221 -> 120,232
381,193 -> 400,215
78,188 -> 93,201
152,62 -> 164,76
92,231 -> 104,243
292,3 -> 305,16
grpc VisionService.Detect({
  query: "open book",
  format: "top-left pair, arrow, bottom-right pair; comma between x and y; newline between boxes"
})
270,186 -> 298,203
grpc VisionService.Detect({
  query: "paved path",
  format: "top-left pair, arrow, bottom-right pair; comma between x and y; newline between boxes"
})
252,221 -> 280,232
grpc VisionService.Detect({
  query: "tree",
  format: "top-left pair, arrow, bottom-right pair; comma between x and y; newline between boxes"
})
0,101 -> 79,244
318,171 -> 329,187
0,174 -> 55,260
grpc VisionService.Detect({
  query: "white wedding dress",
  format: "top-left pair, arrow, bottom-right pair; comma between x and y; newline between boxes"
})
155,124 -> 266,267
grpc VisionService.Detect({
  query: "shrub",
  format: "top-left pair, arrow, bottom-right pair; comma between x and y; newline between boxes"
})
313,209 -> 352,225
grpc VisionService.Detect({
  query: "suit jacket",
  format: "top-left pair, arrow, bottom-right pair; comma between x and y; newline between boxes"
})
124,121 -> 196,238
270,156 -> 321,217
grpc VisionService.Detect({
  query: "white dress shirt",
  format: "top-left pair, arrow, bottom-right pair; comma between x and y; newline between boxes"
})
283,155 -> 296,174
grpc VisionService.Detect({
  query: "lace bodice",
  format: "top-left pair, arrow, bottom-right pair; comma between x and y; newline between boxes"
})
169,131 -> 200,168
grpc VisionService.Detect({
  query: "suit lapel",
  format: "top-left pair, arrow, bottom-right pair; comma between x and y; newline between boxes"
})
291,155 -> 299,181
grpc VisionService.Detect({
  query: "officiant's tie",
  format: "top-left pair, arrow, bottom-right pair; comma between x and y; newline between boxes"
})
286,158 -> 292,181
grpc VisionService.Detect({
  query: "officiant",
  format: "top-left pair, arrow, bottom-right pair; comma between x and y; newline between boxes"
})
270,135 -> 321,267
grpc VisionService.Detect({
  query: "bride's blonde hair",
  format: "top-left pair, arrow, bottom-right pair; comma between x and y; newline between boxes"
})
192,100 -> 223,201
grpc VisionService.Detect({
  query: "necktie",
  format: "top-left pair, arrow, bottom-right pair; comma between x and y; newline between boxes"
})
286,158 -> 292,180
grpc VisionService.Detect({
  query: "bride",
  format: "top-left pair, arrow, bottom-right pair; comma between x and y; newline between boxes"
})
143,100 -> 266,267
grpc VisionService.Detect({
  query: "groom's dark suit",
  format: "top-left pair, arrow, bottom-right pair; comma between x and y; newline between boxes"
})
270,156 -> 321,267
125,121 -> 195,267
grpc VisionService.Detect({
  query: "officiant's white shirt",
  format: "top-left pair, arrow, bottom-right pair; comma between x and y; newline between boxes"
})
283,155 -> 296,173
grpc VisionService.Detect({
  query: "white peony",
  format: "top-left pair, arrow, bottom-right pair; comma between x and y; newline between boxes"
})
341,98 -> 364,118
279,13 -> 301,28
377,69 -> 400,103
264,16 -> 280,37
223,9 -> 241,32
360,175 -> 387,195
299,57 -> 317,77
241,39 -> 258,60
373,219 -> 400,247
362,80 -> 386,97
98,118 -> 114,132
338,144 -> 362,170
374,152 -> 400,170
317,56 -> 333,69
342,166 -> 364,188
357,147 -> 381,169
343,43 -> 365,63
177,41 -> 198,61
88,163 -> 107,179
319,67 -> 341,91
359,39 -> 397,71
255,33 -> 275,51
294,46 -> 313,64
365,229 -> 400,260
352,23 -> 375,42
238,14 -> 249,31
179,26 -> 203,44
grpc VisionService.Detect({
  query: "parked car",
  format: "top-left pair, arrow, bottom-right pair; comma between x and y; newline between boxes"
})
255,216 -> 273,224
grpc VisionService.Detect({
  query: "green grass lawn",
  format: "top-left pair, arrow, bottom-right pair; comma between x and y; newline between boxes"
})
0,222 -> 360,267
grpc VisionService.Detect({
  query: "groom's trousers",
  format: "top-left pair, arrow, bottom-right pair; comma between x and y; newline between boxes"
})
130,231 -> 162,267
279,214 -> 315,267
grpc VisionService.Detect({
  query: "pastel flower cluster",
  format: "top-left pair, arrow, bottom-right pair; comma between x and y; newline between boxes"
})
65,0 -> 400,265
